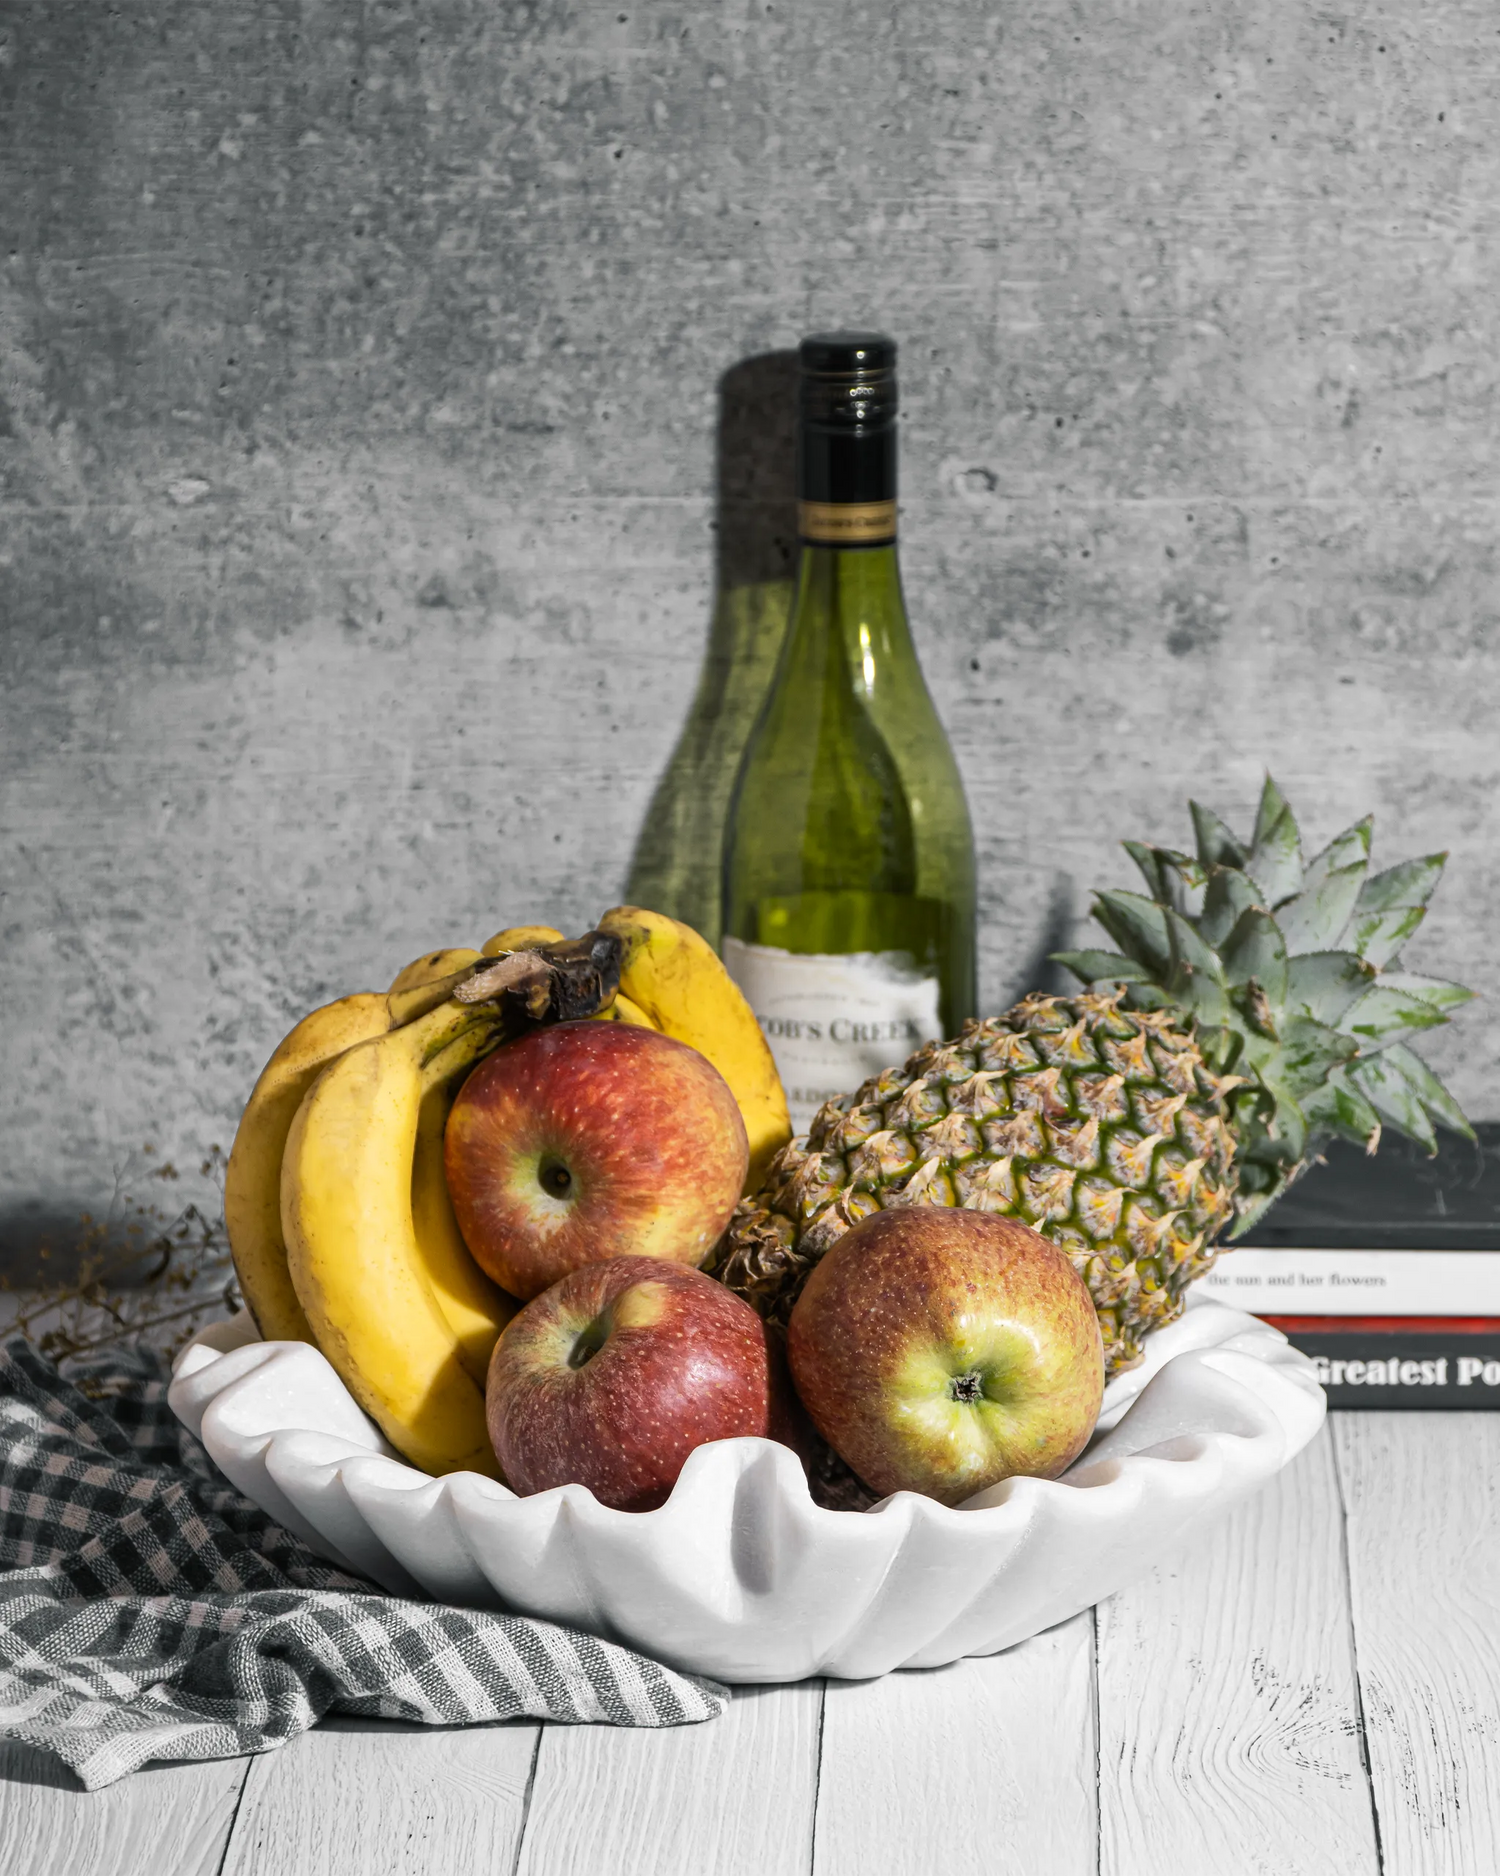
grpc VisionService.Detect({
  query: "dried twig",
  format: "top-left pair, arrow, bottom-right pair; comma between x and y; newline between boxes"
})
3,1148 -> 242,1363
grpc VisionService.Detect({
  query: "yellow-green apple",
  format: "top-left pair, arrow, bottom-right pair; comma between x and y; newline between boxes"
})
487,1255 -> 800,1509
787,1209 -> 1104,1505
444,1021 -> 748,1300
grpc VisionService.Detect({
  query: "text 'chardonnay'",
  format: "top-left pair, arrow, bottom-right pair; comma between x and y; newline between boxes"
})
722,332 -> 976,1131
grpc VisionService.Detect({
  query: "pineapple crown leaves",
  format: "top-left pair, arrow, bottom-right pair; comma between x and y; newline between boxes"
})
1053,776 -> 1476,1235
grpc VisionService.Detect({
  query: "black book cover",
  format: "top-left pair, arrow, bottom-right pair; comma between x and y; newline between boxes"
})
1234,1122 -> 1500,1251
1230,1122 -> 1500,1409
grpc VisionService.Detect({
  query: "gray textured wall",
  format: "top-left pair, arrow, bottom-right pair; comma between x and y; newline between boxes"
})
3,1 -> 1497,1263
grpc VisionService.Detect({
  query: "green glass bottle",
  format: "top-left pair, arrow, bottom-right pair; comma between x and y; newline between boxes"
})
721,332 -> 976,1132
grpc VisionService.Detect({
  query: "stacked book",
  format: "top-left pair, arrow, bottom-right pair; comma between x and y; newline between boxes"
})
1198,1123 -> 1500,1408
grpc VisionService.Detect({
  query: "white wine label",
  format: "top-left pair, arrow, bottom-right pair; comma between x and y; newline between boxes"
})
722,936 -> 943,1131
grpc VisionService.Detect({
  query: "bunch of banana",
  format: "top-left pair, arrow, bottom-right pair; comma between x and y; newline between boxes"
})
224,909 -> 790,1478
595,906 -> 790,1190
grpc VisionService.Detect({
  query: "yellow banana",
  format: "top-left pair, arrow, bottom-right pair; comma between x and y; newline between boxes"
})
281,1001 -> 506,1477
597,906 -> 791,1190
480,924 -> 564,956
386,965 -> 483,1028
410,1058 -> 519,1386
389,947 -> 482,996
225,993 -> 393,1342
596,990 -> 656,1027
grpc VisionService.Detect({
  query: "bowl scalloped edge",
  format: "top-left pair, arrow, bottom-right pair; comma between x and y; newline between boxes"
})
169,1293 -> 1325,1683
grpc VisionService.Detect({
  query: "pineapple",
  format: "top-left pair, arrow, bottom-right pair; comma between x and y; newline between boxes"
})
712,778 -> 1474,1379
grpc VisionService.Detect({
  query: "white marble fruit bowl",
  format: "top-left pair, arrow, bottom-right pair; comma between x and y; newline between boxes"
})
170,1294 -> 1324,1683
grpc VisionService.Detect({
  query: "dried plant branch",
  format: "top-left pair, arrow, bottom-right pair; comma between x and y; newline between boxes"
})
3,1148 -> 242,1364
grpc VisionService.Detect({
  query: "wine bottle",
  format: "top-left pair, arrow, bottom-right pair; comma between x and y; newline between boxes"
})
721,332 -> 977,1133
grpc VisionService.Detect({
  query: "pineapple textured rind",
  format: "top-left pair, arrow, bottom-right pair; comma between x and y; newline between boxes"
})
712,779 -> 1475,1381
713,990 -> 1239,1376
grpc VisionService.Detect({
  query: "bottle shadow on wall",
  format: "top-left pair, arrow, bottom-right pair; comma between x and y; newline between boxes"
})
623,351 -> 800,948
1005,873 -> 1078,1006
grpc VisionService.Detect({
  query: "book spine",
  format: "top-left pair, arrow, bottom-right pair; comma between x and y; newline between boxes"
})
1199,1248 -> 1500,1317
1262,1320 -> 1500,1409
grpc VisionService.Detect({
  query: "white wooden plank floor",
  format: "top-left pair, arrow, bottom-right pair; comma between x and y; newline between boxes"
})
4,1414 -> 1498,1876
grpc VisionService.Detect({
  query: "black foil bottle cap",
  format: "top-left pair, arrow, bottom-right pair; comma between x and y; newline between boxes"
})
797,331 -> 898,542
798,332 -> 898,431
799,332 -> 896,373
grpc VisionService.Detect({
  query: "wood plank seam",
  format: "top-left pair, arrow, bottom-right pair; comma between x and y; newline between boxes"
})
803,1681 -> 829,1876
810,1625 -> 1096,1876
0,1737 -> 255,1876
1090,1607 -> 1103,1876
507,1727 -> 544,1876
1329,1415 -> 1500,1871
1327,1424 -> 1389,1876
209,1760 -> 255,1876
1092,1433 -> 1379,1875
513,1680 -> 822,1874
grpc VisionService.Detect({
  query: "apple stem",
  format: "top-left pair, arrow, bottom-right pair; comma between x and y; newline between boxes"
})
539,1159 -> 573,1199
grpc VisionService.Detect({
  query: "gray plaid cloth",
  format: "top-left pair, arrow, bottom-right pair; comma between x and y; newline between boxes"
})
0,1335 -> 726,1788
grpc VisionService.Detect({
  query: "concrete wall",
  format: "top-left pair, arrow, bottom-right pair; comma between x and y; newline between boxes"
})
3,1 -> 1497,1262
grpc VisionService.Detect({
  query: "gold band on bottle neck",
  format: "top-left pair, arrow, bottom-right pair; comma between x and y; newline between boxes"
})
798,499 -> 897,546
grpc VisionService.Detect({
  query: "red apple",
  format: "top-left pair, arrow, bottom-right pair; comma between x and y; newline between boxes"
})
444,1020 -> 748,1300
787,1209 -> 1104,1505
487,1255 -> 797,1509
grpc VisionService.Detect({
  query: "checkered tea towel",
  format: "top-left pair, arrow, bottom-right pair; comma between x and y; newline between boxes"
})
0,1335 -> 727,1789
